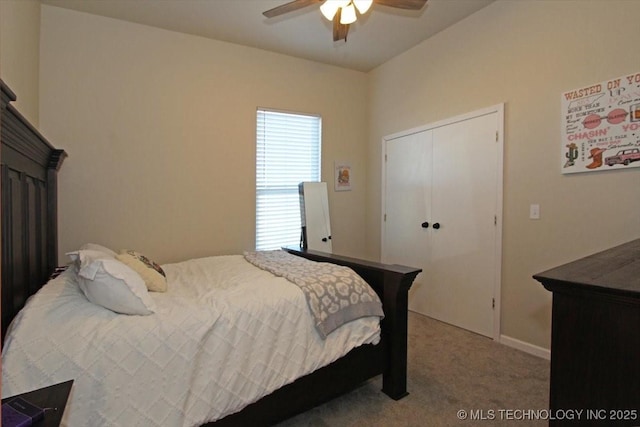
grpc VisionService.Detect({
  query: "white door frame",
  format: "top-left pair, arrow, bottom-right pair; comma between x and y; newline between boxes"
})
381,103 -> 504,341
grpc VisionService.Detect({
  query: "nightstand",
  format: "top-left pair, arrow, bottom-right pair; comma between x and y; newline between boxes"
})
2,380 -> 73,427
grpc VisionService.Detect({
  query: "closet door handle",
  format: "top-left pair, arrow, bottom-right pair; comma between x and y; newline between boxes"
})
432,222 -> 441,230
421,222 -> 429,228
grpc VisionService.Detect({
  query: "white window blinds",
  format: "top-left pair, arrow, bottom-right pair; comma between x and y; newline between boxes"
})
256,109 -> 322,250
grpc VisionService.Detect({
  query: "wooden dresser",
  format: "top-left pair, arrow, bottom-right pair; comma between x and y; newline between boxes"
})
533,239 -> 640,426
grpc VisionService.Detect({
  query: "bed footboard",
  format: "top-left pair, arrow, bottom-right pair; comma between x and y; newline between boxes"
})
211,248 -> 420,426
284,247 -> 421,400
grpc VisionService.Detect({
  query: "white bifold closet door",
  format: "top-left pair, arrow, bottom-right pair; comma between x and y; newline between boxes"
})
383,107 -> 502,338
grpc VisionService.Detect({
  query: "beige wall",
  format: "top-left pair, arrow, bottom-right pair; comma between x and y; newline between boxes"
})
367,0 -> 640,349
34,0 -> 640,351
39,5 -> 369,264
0,0 -> 40,125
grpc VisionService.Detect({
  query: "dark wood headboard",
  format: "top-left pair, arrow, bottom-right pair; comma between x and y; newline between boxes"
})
1,80 -> 67,341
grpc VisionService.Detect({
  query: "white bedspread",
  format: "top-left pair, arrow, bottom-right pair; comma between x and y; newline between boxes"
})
2,255 -> 380,427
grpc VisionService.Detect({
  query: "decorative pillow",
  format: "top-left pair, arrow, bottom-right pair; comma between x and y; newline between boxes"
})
116,250 -> 167,292
75,249 -> 156,315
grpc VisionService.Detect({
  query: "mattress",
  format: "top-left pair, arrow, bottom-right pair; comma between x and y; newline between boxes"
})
1,255 -> 380,426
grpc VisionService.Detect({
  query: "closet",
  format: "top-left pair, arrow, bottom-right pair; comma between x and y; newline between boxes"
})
382,105 -> 503,338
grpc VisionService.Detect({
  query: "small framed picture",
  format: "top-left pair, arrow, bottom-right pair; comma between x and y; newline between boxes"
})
334,162 -> 352,191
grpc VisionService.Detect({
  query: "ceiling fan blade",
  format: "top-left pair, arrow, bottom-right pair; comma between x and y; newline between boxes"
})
332,10 -> 350,42
263,0 -> 322,18
374,0 -> 428,10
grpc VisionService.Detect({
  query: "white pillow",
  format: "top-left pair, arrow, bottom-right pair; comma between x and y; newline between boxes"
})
75,249 -> 156,315
79,243 -> 118,258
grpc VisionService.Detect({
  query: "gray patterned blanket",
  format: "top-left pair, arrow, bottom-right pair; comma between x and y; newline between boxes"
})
244,250 -> 384,339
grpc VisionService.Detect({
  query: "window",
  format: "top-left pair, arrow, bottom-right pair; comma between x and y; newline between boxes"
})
256,109 -> 322,250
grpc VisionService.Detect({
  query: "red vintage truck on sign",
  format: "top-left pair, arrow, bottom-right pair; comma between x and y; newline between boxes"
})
605,148 -> 640,166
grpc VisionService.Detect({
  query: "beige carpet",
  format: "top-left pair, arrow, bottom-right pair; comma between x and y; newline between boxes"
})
277,312 -> 550,427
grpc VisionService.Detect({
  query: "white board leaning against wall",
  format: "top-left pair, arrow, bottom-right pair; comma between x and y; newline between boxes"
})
299,182 -> 332,253
561,71 -> 640,174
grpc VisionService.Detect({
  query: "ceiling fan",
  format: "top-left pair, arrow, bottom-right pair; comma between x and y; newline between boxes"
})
263,0 -> 428,42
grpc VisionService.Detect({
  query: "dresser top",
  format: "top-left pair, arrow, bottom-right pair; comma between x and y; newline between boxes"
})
533,238 -> 640,298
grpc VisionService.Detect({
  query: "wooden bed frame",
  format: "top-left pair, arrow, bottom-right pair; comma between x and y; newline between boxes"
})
0,79 -> 421,426
213,247 -> 421,425
0,80 -> 66,341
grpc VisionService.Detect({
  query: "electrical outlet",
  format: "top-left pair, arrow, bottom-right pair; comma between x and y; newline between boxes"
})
529,204 -> 540,220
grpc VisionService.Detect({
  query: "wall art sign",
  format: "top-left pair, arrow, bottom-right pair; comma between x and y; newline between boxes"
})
561,71 -> 640,174
334,161 -> 352,191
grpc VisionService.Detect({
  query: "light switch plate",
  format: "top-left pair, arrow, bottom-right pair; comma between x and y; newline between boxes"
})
530,204 -> 540,220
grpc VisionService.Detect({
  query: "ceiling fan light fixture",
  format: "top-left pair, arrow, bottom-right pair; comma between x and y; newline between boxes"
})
320,0 -> 349,21
353,0 -> 373,15
262,0 -> 429,43
340,3 -> 357,24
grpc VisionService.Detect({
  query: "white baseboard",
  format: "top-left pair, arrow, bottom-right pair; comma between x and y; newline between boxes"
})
499,335 -> 551,360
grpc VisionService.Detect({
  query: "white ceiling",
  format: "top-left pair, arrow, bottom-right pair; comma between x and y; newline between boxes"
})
40,0 -> 494,72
